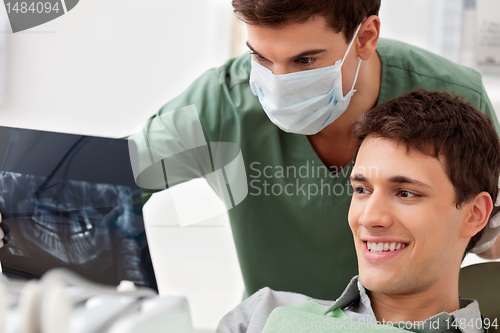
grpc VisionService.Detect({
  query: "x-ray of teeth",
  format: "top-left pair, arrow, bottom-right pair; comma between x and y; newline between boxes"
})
0,126 -> 157,291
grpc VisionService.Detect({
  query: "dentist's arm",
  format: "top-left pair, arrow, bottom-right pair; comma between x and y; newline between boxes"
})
473,206 -> 500,259
476,236 -> 500,259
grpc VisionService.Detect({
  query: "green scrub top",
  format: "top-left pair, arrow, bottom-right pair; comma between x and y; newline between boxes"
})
138,38 -> 499,300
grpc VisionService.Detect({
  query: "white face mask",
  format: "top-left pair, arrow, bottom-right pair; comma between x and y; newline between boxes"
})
249,24 -> 362,135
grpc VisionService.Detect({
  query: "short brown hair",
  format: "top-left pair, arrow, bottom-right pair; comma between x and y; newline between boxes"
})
232,0 -> 381,42
353,89 -> 500,253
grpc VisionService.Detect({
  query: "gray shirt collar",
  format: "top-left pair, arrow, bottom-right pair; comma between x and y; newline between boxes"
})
323,276 -> 483,333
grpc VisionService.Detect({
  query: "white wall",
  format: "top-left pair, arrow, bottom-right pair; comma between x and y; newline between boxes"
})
0,0 -> 235,137
1,1 -> 500,332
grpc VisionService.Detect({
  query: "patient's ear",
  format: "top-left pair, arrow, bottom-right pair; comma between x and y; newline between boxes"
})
461,192 -> 493,238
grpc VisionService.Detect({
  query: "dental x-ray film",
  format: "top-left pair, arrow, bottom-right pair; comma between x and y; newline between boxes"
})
0,126 -> 157,291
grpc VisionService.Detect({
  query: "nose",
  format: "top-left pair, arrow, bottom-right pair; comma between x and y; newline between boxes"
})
357,192 -> 394,229
271,64 -> 292,76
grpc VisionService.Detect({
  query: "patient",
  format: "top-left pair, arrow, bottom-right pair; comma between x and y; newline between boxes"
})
217,89 -> 500,333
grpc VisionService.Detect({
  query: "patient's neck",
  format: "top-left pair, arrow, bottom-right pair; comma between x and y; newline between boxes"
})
368,279 -> 460,323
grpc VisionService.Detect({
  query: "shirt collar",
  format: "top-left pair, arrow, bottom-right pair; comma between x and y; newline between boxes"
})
323,276 -> 367,314
323,276 -> 483,333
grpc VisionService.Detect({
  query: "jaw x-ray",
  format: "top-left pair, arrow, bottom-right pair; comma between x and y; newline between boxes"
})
0,126 -> 157,292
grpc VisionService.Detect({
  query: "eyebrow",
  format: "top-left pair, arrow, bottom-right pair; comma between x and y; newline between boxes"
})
246,41 -> 327,61
350,174 -> 367,182
389,176 -> 432,189
350,174 -> 432,190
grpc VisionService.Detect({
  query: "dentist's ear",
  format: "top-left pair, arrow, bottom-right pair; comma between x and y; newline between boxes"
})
356,15 -> 380,61
461,192 -> 493,238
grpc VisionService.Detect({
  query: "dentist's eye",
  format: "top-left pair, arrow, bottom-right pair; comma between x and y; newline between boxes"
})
251,52 -> 267,61
296,57 -> 314,65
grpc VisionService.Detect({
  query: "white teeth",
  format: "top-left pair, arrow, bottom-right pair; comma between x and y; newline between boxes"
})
367,241 -> 407,253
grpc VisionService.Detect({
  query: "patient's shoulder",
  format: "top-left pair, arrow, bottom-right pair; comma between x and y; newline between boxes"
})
216,288 -> 331,333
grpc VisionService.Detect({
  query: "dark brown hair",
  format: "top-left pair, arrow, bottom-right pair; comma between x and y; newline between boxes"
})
232,0 -> 381,42
353,89 -> 500,254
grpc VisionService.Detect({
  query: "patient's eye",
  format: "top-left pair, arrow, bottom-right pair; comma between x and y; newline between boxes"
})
354,187 -> 371,195
397,190 -> 418,198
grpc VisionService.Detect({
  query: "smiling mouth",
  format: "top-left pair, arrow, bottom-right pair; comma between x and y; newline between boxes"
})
365,241 -> 408,253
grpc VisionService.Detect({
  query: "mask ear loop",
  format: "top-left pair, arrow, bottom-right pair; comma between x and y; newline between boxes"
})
340,23 -> 363,94
349,58 -> 362,92
340,23 -> 362,67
